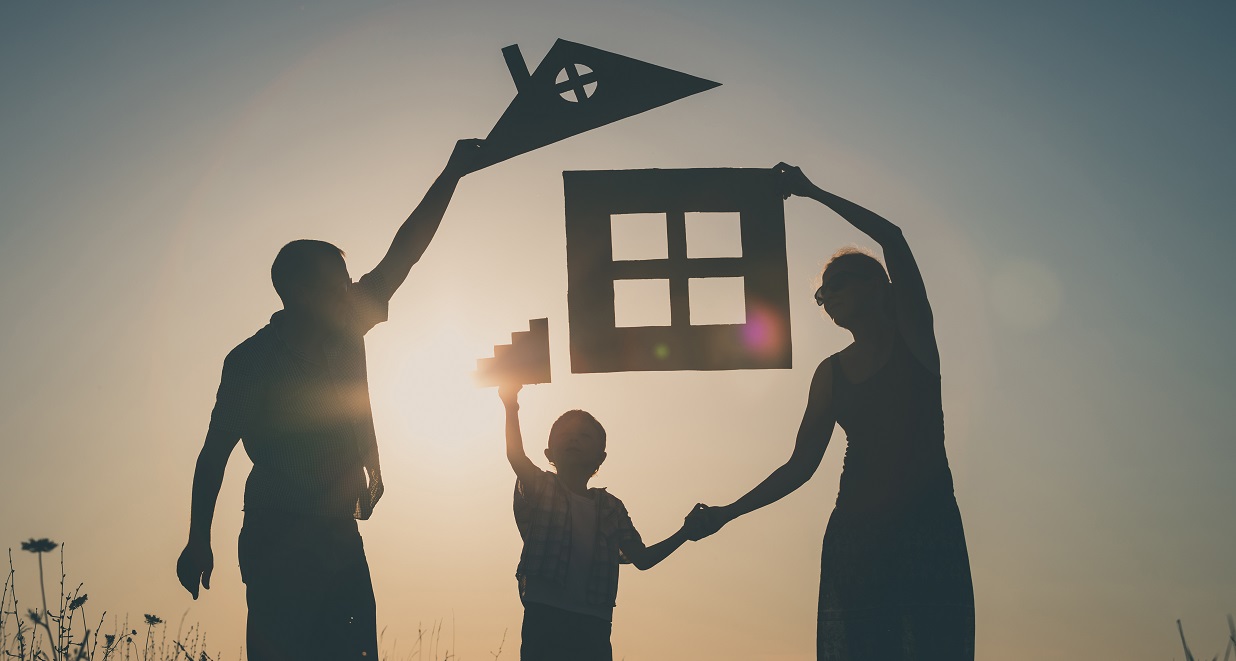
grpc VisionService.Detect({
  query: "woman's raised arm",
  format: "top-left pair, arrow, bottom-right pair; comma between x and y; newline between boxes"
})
690,357 -> 838,539
775,163 -> 940,374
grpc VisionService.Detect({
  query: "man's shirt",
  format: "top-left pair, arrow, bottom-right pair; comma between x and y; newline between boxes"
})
514,469 -> 643,611
208,271 -> 392,519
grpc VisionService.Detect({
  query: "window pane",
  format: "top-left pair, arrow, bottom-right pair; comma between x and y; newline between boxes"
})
689,277 -> 747,325
614,279 -> 672,327
611,213 -> 668,261
685,212 -> 742,258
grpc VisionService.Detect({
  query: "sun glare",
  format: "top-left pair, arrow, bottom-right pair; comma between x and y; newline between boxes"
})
373,324 -> 512,465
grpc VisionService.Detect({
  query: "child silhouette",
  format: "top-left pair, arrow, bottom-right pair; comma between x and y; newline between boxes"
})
498,384 -> 696,660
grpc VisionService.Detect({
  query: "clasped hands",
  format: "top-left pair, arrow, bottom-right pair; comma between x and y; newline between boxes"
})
683,503 -> 731,542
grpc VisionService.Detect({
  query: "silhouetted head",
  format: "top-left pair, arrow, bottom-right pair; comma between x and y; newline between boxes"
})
545,409 -> 607,478
815,248 -> 892,329
271,240 -> 350,328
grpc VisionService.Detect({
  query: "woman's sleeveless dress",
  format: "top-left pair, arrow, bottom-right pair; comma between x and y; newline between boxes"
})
817,332 -> 975,660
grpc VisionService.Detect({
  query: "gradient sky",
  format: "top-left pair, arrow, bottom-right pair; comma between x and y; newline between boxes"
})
2,2 -> 1233,659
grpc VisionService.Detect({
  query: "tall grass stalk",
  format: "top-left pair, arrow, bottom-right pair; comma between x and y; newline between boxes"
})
1178,616 -> 1236,661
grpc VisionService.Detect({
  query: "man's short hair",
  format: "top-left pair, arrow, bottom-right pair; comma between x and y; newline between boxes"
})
271,239 -> 345,303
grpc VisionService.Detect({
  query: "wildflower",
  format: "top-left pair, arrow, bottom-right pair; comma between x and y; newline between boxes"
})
144,614 -> 163,626
69,594 -> 88,611
105,634 -> 116,648
20,538 -> 58,554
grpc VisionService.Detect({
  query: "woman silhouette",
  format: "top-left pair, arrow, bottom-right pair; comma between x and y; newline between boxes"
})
690,164 -> 975,660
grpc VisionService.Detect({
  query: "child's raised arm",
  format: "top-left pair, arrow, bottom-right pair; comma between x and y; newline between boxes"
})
499,384 -> 540,484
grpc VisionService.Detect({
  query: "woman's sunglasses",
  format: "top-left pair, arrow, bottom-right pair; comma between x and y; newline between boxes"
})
814,270 -> 869,306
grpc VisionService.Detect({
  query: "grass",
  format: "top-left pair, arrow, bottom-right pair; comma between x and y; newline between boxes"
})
2,538 -> 497,661
2,540 -> 218,661
4,536 -> 1228,659
1175,615 -> 1236,661
380,619 -> 508,661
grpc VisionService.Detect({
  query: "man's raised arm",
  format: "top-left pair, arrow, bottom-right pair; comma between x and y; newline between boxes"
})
372,138 -> 484,294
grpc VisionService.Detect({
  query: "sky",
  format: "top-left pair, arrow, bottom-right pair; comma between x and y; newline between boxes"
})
1,1 -> 1233,659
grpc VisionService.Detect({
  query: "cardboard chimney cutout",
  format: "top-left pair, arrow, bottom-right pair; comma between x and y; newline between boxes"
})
476,318 -> 551,386
472,40 -> 721,170
566,168 -> 792,373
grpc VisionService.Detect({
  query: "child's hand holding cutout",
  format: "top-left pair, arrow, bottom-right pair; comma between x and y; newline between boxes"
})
498,383 -> 522,409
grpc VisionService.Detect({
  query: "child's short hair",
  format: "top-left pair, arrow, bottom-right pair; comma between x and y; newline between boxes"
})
548,410 -> 607,449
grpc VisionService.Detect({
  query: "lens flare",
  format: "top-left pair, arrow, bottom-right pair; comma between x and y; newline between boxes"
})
741,303 -> 787,358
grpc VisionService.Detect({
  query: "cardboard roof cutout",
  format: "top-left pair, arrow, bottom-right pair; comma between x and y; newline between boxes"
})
566,168 -> 792,373
472,40 -> 721,170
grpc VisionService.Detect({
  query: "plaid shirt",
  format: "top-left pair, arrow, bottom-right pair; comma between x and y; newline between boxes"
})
514,469 -> 643,608
208,270 -> 392,519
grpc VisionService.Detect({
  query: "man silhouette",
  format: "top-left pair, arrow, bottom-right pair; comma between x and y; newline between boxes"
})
176,138 -> 483,661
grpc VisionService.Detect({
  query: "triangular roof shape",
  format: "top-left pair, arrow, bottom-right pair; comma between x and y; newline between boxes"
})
473,39 -> 720,170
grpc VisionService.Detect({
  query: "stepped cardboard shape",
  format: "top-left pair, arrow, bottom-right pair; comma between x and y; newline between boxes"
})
565,168 -> 792,373
475,318 -> 552,386
473,40 -> 721,170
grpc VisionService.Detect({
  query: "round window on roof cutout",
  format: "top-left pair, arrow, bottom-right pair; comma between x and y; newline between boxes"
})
555,64 -> 598,102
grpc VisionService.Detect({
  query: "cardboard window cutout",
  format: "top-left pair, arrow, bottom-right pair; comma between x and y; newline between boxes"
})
473,40 -> 721,171
475,318 -> 551,387
565,169 -> 792,373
